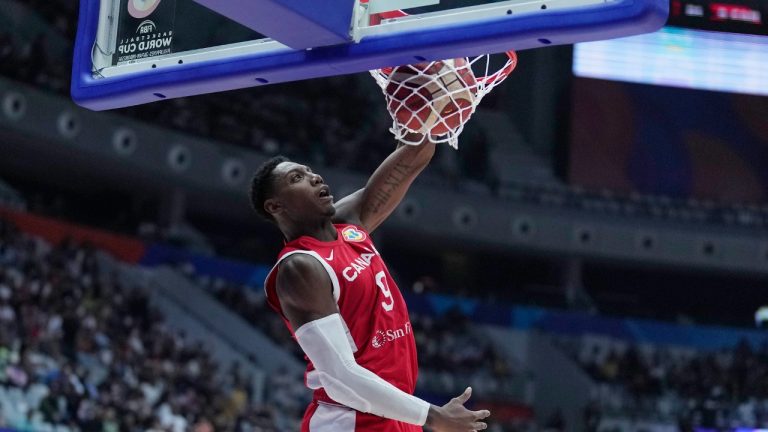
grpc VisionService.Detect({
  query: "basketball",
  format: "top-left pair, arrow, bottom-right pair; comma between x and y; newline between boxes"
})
128,0 -> 162,19
384,58 -> 478,136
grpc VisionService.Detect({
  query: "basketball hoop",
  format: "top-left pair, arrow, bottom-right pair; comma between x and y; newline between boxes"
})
370,51 -> 517,149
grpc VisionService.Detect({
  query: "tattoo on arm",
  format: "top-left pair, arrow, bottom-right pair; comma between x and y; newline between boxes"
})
365,161 -> 413,215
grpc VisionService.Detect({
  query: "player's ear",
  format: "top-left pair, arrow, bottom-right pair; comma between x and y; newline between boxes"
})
264,198 -> 283,218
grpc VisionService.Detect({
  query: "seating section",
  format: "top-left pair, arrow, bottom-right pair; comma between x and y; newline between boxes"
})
554,333 -> 768,431
0,219 -> 287,431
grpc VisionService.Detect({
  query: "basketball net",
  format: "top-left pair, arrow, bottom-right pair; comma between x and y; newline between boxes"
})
370,51 -> 517,149
363,1 -> 518,149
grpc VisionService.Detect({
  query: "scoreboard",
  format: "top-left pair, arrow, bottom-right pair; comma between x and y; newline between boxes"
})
669,0 -> 767,34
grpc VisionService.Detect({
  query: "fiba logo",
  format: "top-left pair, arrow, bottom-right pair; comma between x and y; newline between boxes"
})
342,227 -> 366,243
371,322 -> 412,349
128,0 -> 162,19
136,20 -> 157,34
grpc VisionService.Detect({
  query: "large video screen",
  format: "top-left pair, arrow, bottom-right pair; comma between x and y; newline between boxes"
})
573,27 -> 768,96
574,0 -> 768,96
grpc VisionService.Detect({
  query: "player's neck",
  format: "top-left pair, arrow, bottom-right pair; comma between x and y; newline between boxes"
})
283,220 -> 337,243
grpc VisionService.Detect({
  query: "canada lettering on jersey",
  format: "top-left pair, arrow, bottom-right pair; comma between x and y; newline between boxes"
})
342,250 -> 378,282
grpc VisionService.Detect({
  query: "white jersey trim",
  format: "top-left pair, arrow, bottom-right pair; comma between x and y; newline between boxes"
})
265,250 -> 341,302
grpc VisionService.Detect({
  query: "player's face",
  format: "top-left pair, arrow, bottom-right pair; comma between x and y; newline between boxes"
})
269,162 -> 335,221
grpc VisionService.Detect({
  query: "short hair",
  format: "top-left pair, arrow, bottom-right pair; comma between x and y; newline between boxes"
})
250,155 -> 290,221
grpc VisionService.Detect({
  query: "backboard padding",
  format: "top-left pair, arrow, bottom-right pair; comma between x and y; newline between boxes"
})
72,0 -> 668,110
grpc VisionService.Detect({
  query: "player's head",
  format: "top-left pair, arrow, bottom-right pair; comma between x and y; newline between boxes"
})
250,156 -> 335,226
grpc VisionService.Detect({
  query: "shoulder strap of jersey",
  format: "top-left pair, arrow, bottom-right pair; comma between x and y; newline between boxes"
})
264,250 -> 341,313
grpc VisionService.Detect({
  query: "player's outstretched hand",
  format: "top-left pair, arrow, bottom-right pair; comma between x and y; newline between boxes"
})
425,387 -> 491,431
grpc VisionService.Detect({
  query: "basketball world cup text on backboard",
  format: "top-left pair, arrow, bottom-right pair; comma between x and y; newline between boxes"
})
114,0 -> 175,66
72,0 -> 668,110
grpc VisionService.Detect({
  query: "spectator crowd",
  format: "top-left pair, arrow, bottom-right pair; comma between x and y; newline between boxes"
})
0,218 -> 283,431
557,335 -> 768,431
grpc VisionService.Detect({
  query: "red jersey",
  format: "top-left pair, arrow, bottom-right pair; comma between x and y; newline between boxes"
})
265,224 -> 421,432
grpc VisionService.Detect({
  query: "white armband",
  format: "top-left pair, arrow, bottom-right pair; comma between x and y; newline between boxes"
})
295,313 -> 430,426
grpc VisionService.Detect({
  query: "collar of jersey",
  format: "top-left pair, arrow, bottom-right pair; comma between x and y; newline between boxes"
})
286,224 -> 350,247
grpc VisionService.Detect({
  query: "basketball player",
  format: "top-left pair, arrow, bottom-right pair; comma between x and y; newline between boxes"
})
251,132 -> 491,431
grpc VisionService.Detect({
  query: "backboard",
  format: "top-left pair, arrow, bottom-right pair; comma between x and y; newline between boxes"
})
72,0 -> 668,110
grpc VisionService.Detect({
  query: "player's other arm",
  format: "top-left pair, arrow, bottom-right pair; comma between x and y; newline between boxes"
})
333,132 -> 435,233
276,254 -> 490,431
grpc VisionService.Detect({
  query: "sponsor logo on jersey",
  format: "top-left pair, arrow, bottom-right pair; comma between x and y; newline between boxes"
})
371,322 -> 412,348
341,227 -> 366,243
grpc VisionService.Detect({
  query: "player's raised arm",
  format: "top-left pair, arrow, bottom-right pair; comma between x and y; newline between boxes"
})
333,132 -> 436,233
276,253 -> 490,431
